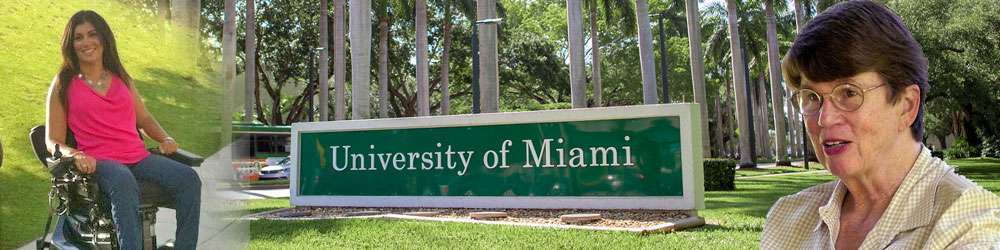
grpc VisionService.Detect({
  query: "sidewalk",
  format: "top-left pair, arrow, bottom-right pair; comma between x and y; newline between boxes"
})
217,187 -> 290,200
736,160 -> 829,179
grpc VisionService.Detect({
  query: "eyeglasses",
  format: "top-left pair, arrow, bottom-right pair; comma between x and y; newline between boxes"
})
790,82 -> 887,115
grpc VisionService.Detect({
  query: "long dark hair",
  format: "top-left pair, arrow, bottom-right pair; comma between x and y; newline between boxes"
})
57,10 -> 132,107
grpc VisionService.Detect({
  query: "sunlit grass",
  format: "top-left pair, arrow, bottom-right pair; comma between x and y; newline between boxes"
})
0,1 -> 219,248
244,158 -> 997,249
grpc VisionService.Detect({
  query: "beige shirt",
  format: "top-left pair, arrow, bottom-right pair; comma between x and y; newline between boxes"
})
761,147 -> 1000,249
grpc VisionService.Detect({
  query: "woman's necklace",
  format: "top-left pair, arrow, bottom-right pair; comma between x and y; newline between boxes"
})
80,71 -> 109,89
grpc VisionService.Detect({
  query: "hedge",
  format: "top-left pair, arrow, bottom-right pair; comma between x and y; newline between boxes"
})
704,158 -> 737,191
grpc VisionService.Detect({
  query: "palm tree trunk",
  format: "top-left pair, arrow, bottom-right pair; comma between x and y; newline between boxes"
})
685,0 -> 710,157
440,0 -> 454,115
334,0 -> 346,120
725,0 -> 753,166
477,0 -> 500,113
222,0 -> 235,143
568,0 -> 586,108
764,0 -> 787,163
245,0 -> 256,122
350,0 -> 372,119
318,0 -> 329,121
792,0 -> 806,158
757,74 -> 772,159
588,1 -> 602,107
715,98 -> 725,157
416,0 -> 430,116
157,0 -> 170,20
378,11 -> 390,118
636,0 -> 658,104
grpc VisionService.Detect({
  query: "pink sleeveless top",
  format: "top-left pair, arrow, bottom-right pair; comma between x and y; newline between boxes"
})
67,74 -> 149,165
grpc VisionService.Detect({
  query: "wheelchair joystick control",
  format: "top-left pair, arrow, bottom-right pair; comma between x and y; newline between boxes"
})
53,144 -> 62,159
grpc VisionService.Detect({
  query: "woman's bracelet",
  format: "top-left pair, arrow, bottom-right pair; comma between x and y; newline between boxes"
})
163,137 -> 176,144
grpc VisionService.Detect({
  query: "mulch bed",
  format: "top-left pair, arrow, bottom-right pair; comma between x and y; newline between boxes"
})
247,206 -> 699,231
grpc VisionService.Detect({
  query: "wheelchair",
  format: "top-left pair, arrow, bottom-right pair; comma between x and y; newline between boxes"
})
29,125 -> 203,250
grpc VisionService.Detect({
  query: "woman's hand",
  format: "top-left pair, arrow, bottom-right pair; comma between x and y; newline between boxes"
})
160,137 -> 178,155
72,152 -> 97,174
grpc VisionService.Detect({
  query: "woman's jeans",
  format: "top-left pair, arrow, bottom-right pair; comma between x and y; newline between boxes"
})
56,153 -> 202,249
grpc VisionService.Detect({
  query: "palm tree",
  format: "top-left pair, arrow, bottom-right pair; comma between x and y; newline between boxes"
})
416,0 -> 430,116
376,1 -> 391,118
351,0 -> 372,119
789,0 -> 804,157
439,0 -> 454,115
636,0 -> 658,104
705,0 -> 798,161
334,0 -> 346,120
724,0 -> 753,166
477,0 -> 500,113
568,0 -> 586,108
222,0 -> 235,144
584,0 -> 634,107
764,0 -> 787,163
682,0 -> 710,157
318,0 -> 329,120
245,0 -> 257,122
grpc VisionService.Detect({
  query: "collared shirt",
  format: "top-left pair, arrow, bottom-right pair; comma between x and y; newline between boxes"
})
761,147 -> 1000,249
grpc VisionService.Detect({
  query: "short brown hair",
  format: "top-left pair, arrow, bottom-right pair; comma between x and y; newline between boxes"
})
782,0 -> 928,140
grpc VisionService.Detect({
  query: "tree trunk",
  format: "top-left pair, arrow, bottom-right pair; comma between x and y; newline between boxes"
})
245,0 -> 256,122
764,0 -> 786,163
318,0 -> 330,120
757,74 -> 771,159
726,0 -> 753,166
157,0 -> 170,20
568,0 -> 586,108
636,0 -> 658,104
334,0 -> 346,120
477,0 -> 500,113
588,1 -> 602,107
378,12 -> 390,118
791,0 -> 805,158
440,0 -> 453,115
715,98 -> 725,157
350,0 -> 372,119
416,0 -> 430,116
684,0 -> 710,157
222,0 -> 235,145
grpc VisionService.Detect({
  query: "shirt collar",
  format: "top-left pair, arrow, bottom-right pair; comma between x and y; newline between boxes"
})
882,147 -> 940,232
814,146 -> 941,247
814,179 -> 847,233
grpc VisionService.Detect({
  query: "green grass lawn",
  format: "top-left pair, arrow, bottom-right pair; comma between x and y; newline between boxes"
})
244,158 -> 998,249
0,1 -> 220,248
951,157 -> 1000,193
735,165 -> 822,178
241,178 -> 291,188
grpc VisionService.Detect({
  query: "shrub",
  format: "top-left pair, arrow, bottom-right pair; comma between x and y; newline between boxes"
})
980,135 -> 1000,158
704,158 -> 737,191
931,150 -> 945,159
944,138 -> 979,159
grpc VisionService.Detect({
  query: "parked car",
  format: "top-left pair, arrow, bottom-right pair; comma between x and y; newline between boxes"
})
259,157 -> 291,179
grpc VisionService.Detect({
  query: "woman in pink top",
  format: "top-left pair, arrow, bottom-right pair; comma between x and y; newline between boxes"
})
45,10 -> 200,249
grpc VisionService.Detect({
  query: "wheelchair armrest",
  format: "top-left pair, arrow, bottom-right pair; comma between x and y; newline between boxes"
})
147,147 -> 204,167
46,155 -> 77,176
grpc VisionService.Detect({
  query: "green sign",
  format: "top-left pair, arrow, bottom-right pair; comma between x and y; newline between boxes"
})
291,104 -> 703,209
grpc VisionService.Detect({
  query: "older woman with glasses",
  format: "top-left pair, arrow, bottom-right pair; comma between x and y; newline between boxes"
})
760,1 -> 999,249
